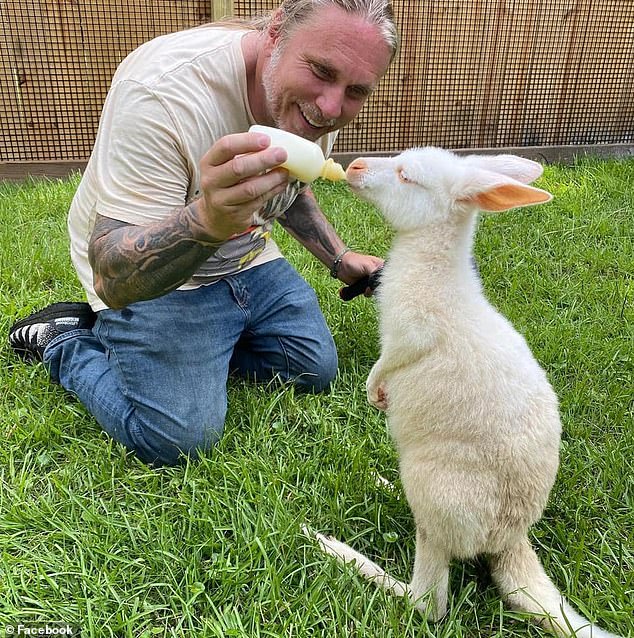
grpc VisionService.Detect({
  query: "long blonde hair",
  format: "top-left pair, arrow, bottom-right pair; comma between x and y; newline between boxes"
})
218,0 -> 399,60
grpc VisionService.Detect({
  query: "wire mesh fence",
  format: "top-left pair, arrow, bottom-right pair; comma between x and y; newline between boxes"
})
0,1 -> 212,163
1,0 -> 633,171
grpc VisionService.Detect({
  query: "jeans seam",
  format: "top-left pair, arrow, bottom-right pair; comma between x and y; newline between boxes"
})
95,314 -> 135,402
275,336 -> 291,378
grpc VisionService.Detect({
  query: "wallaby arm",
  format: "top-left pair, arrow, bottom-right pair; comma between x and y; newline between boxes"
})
367,331 -> 437,410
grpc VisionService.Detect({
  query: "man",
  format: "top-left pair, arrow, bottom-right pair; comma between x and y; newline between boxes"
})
9,0 -> 398,466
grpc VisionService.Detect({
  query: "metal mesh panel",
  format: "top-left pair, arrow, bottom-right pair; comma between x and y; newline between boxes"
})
1,0 -> 632,166
0,0 -> 211,162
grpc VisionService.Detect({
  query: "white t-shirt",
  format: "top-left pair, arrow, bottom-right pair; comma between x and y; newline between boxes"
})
68,25 -> 337,311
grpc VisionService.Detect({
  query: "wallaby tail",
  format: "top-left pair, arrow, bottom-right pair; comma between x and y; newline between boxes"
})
301,525 -> 411,598
490,537 -> 621,638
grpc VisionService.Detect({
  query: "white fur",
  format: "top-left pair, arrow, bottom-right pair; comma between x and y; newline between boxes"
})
305,148 -> 622,637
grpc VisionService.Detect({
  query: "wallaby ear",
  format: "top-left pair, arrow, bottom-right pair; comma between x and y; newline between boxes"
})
468,180 -> 553,212
464,154 -> 544,184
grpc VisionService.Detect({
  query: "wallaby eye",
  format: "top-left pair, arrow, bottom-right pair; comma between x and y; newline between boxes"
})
398,168 -> 411,183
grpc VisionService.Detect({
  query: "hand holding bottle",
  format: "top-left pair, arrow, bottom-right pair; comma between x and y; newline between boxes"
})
193,131 -> 291,243
249,125 -> 346,183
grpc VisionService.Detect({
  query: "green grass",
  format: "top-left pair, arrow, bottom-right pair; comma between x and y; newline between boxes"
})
0,157 -> 632,637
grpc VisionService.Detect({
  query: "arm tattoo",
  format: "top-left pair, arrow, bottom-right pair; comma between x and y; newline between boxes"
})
277,190 -> 345,266
88,205 -> 222,308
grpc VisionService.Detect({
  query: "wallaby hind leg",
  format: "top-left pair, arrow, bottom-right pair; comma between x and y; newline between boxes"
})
409,526 -> 450,620
488,537 -> 618,638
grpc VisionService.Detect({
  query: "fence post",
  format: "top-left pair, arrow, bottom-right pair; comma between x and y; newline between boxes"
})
211,0 -> 234,20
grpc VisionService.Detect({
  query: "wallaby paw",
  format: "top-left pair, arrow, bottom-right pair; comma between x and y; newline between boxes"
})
367,382 -> 388,410
410,595 -> 446,622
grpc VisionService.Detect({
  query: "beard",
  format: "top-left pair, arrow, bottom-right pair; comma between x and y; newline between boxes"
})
261,43 -> 336,139
261,44 -> 284,127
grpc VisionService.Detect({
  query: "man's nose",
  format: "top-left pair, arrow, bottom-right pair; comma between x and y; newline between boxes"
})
315,86 -> 345,121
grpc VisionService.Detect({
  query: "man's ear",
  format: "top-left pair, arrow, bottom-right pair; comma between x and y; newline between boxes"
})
267,8 -> 284,43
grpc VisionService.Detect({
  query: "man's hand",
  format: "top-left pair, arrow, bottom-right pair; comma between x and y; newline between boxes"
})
336,251 -> 384,290
339,265 -> 383,300
191,131 -> 291,242
89,131 -> 292,309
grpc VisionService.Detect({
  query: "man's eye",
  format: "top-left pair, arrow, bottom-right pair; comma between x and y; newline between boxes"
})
347,86 -> 370,100
312,64 -> 332,80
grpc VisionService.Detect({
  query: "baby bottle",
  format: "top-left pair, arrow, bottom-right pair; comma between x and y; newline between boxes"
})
249,124 -> 346,183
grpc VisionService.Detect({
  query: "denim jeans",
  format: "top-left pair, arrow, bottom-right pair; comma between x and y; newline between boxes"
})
44,258 -> 338,465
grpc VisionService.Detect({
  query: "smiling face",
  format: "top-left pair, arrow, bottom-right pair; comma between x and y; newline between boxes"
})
258,5 -> 392,140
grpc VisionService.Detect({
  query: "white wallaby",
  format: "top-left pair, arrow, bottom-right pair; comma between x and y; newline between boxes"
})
305,148 -> 624,637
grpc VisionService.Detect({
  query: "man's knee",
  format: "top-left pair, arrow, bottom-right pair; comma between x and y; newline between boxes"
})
128,411 -> 225,466
291,342 -> 338,394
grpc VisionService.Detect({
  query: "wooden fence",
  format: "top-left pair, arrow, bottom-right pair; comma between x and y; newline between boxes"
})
1,0 -> 633,179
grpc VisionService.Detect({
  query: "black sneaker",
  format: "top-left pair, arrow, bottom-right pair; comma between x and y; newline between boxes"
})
9,302 -> 96,362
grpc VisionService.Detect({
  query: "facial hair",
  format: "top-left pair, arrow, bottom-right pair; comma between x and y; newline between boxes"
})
261,42 -> 336,138
262,44 -> 283,127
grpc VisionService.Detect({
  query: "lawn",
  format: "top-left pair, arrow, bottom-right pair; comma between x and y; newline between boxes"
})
0,156 -> 632,637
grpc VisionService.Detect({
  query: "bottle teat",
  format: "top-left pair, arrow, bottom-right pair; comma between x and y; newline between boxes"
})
320,158 -> 347,181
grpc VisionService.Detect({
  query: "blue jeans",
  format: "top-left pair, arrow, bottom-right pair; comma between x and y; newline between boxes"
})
44,259 -> 338,465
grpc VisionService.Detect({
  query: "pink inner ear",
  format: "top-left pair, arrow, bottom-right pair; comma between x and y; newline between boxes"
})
471,183 -> 552,212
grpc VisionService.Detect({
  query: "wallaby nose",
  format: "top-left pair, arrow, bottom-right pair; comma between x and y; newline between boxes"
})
346,158 -> 368,181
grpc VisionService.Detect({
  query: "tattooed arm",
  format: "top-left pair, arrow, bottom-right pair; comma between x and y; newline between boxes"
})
88,206 -> 224,309
277,189 -> 346,267
278,189 -> 383,285
88,131 -> 290,309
